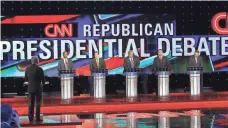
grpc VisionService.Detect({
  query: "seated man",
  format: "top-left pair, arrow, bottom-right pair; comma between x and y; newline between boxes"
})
1,104 -> 20,128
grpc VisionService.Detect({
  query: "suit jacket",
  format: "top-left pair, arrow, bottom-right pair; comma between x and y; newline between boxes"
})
123,56 -> 140,72
89,58 -> 106,72
188,56 -> 203,67
25,64 -> 45,93
153,56 -> 169,70
57,58 -> 73,73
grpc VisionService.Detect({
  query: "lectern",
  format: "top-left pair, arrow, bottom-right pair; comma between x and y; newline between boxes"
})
155,68 -> 170,97
92,69 -> 107,99
60,70 -> 74,99
125,68 -> 140,98
187,67 -> 203,96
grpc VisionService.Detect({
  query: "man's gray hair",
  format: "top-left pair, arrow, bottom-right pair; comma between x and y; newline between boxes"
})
31,56 -> 39,65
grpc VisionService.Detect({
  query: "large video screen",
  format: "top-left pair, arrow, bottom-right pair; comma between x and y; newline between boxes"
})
1,14 -> 228,77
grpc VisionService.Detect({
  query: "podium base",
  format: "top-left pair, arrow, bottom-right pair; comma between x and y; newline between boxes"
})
94,98 -> 106,103
126,97 -> 137,102
80,94 -> 90,96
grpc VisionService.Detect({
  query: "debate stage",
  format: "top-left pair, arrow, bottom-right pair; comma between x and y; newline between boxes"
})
2,91 -> 228,128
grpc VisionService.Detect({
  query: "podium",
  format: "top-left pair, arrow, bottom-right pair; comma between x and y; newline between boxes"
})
155,68 -> 170,97
60,70 -> 74,100
187,67 -> 203,96
125,68 -> 140,98
92,69 -> 107,99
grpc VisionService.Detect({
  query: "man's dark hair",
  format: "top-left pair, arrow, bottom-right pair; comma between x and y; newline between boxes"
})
31,56 -> 39,65
158,49 -> 163,52
128,50 -> 134,54
94,51 -> 99,54
195,50 -> 199,53
63,51 -> 68,55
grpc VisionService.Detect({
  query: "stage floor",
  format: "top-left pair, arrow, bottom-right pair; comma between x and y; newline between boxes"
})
2,92 -> 228,127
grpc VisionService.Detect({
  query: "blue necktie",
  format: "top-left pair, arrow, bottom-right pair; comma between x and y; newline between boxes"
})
130,58 -> 134,68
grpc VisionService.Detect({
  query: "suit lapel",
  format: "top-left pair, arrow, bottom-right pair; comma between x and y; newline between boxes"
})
128,57 -> 132,67
98,58 -> 101,68
95,59 -> 99,68
195,57 -> 197,65
94,59 -> 97,68
62,59 -> 65,69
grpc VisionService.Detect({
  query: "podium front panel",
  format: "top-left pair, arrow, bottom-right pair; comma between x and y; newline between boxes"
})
60,73 -> 74,100
125,72 -> 138,98
157,71 -> 169,97
189,71 -> 201,95
93,73 -> 106,99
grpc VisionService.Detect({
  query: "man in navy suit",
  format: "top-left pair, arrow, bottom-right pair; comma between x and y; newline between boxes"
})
58,51 -> 73,74
123,50 -> 140,73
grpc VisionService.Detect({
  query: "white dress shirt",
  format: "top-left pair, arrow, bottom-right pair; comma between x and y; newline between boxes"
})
63,58 -> 68,70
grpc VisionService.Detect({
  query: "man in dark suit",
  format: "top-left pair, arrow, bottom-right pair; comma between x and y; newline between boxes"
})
188,50 -> 203,67
153,49 -> 170,96
89,51 -> 106,95
57,51 -> 73,74
153,49 -> 169,70
188,50 -> 204,92
123,50 -> 140,72
25,56 -> 45,122
90,51 -> 106,72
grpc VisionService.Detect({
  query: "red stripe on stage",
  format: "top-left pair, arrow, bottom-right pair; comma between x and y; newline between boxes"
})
214,61 -> 228,69
1,15 -> 79,24
75,56 -> 124,75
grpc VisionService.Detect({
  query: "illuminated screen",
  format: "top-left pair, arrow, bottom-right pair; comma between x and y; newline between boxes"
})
1,14 -> 228,77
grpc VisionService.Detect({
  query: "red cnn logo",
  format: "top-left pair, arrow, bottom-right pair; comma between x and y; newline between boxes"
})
44,24 -> 73,38
211,12 -> 228,35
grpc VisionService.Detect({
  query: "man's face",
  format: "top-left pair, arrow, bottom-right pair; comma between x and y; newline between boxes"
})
95,53 -> 99,59
158,50 -> 163,57
129,51 -> 134,58
194,52 -> 199,57
63,52 -> 68,58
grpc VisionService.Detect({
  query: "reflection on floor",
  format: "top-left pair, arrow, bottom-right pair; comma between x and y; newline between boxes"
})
20,114 -> 81,127
20,109 -> 228,128
3,92 -> 228,127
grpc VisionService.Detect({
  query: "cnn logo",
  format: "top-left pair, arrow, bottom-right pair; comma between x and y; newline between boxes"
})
211,12 -> 228,35
44,24 -> 74,38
